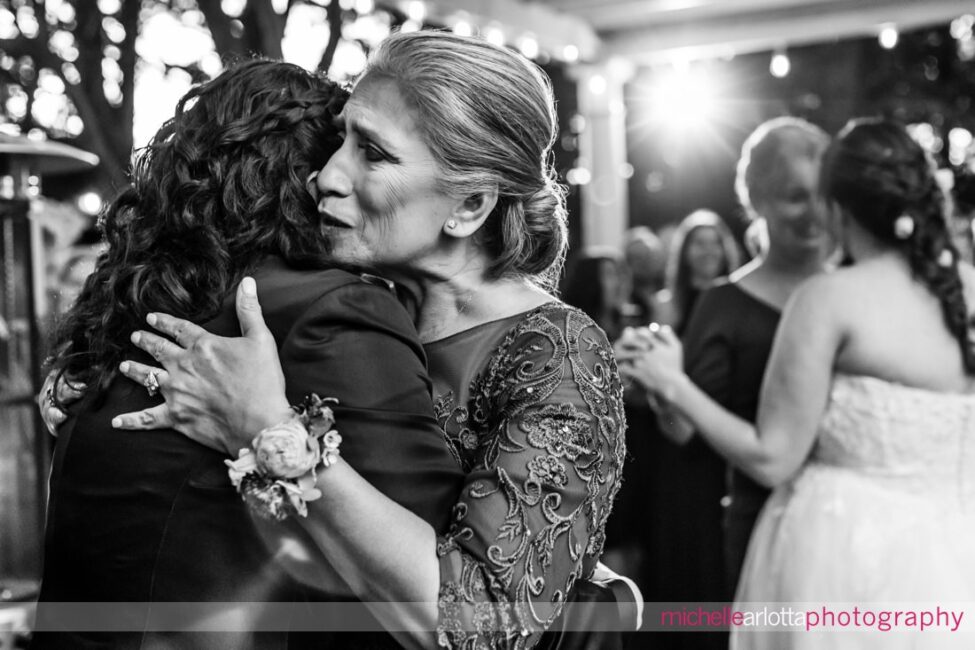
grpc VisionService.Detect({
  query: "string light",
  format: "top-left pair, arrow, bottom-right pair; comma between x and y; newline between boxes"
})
485,24 -> 505,47
405,1 -> 425,23
588,74 -> 607,95
879,24 -> 899,49
770,50 -> 790,78
517,33 -> 539,59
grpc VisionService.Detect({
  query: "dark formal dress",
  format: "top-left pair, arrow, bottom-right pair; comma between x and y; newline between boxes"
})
680,281 -> 780,596
33,257 -> 465,650
424,302 -> 627,650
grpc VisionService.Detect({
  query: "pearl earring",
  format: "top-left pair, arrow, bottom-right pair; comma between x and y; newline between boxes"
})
446,219 -> 458,230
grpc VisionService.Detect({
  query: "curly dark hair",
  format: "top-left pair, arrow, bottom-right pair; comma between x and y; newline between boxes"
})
821,117 -> 975,373
50,59 -> 348,404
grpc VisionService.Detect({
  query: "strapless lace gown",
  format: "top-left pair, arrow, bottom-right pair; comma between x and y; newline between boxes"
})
732,373 -> 975,649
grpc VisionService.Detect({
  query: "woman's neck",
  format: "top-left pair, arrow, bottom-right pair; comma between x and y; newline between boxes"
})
761,244 -> 832,279
413,274 -> 552,343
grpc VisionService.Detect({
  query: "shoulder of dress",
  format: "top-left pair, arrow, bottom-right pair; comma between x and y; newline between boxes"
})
255,264 -> 415,342
253,262 -> 362,301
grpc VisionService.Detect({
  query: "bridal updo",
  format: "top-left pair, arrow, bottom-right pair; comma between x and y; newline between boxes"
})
362,30 -> 568,291
821,117 -> 975,373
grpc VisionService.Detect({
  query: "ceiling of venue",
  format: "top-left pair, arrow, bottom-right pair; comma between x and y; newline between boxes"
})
425,0 -> 973,64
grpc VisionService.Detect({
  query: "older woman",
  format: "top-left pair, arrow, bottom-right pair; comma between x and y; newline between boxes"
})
107,31 -> 627,649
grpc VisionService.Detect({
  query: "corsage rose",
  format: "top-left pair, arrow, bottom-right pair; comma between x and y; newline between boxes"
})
225,394 -> 340,521
253,419 -> 321,479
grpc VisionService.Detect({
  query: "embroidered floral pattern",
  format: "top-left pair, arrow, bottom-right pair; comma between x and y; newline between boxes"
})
432,303 -> 626,649
526,455 -> 568,488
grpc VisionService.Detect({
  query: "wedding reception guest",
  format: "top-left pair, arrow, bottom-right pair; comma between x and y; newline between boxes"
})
948,167 -> 975,264
742,218 -> 769,260
621,118 -> 975,649
654,117 -> 833,593
621,226 -> 667,326
33,59 -> 465,650
631,212 -> 738,650
562,248 -> 631,341
653,209 -> 740,333
106,31 -> 630,649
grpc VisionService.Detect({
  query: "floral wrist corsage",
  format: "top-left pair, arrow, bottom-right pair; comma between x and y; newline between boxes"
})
225,394 -> 342,521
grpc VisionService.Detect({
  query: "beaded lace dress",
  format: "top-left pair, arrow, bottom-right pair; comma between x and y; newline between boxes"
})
424,302 -> 627,649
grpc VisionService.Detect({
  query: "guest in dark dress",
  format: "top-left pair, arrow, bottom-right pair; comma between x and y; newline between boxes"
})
612,210 -> 739,649
621,227 -> 667,327
648,117 -> 834,596
562,248 -> 631,342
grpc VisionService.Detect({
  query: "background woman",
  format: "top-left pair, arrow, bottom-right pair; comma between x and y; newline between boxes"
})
647,117 -> 834,596
109,31 -> 629,649
622,118 -> 975,649
653,208 -> 740,333
561,247 -> 631,341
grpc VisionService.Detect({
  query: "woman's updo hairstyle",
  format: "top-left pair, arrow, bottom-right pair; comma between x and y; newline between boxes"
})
735,116 -> 830,219
362,29 -> 568,291
821,117 -> 974,373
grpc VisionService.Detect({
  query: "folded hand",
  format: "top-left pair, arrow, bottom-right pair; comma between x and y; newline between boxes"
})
37,370 -> 86,436
616,323 -> 685,398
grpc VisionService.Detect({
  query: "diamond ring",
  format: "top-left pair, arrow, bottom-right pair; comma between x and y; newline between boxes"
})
144,370 -> 160,397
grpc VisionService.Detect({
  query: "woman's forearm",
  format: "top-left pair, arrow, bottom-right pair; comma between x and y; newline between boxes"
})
296,457 -> 440,648
653,395 -> 696,445
666,374 -> 773,483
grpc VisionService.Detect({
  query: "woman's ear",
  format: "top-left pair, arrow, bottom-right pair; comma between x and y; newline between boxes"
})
443,187 -> 499,237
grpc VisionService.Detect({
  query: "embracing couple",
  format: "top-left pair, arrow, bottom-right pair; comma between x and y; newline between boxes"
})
33,30 -> 638,650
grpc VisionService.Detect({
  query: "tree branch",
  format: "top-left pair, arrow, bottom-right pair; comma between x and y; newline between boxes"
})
198,0 -> 247,63
242,0 -> 286,61
317,0 -> 342,73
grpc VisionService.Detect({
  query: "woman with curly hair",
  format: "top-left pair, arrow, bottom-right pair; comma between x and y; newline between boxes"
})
33,59 -> 464,650
622,119 -> 975,648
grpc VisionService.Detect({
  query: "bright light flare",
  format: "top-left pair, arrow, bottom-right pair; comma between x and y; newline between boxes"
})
518,33 -> 539,59
644,66 -> 717,132
78,191 -> 103,215
879,25 -> 899,49
770,51 -> 790,77
949,127 -> 973,166
405,1 -> 426,22
485,24 -> 505,47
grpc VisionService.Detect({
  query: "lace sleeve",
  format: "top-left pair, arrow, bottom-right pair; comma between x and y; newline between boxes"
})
435,307 -> 626,649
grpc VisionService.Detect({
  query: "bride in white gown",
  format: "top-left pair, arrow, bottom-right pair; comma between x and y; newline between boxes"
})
619,118 -> 975,649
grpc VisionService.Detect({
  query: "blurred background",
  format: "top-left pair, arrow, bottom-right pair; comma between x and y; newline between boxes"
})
0,0 -> 973,636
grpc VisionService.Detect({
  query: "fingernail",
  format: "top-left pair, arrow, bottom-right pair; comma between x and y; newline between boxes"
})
241,277 -> 256,296
131,332 -> 141,344
111,417 -> 121,428
147,313 -> 157,326
119,361 -> 129,373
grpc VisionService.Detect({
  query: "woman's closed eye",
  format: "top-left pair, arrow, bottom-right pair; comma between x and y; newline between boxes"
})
359,141 -> 388,163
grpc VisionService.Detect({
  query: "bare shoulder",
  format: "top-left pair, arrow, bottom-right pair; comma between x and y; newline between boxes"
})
789,267 -> 855,307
